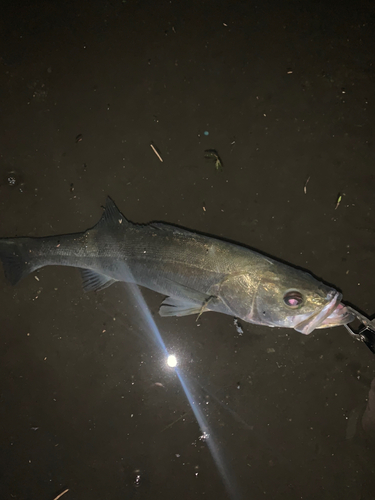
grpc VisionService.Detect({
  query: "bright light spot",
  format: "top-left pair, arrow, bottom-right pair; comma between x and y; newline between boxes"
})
167,354 -> 177,367
199,431 -> 210,442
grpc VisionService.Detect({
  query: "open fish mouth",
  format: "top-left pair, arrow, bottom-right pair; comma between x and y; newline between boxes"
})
317,302 -> 356,329
294,291 -> 355,335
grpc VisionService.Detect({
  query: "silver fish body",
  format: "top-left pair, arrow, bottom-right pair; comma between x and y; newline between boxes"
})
0,198 -> 354,334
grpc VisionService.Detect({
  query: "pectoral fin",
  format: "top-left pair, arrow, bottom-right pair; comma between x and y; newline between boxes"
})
162,278 -> 213,303
159,280 -> 219,318
159,297 -> 204,317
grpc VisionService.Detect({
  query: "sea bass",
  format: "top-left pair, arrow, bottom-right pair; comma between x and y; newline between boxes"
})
0,197 -> 354,334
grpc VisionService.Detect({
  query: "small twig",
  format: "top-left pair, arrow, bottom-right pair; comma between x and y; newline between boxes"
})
52,489 -> 69,500
150,143 -> 163,162
161,413 -> 187,432
303,176 -> 310,194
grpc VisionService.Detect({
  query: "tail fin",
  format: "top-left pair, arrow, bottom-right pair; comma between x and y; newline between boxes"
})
0,238 -> 36,285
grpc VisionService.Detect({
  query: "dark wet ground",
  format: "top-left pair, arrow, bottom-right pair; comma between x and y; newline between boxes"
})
1,0 -> 375,498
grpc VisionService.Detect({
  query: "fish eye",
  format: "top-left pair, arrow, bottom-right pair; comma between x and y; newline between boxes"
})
283,290 -> 304,308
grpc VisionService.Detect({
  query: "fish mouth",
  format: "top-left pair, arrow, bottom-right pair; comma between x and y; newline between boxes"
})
316,302 -> 356,329
294,291 -> 354,335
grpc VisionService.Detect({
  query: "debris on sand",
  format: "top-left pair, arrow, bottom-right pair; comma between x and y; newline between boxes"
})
303,176 -> 310,194
335,193 -> 343,210
52,489 -> 69,500
150,143 -> 163,162
204,149 -> 223,171
234,318 -> 244,335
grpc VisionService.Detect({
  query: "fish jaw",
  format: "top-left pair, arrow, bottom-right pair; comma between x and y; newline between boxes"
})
317,302 -> 356,329
294,291 -> 346,335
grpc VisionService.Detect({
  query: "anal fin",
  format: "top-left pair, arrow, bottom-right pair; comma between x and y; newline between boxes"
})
79,269 -> 117,292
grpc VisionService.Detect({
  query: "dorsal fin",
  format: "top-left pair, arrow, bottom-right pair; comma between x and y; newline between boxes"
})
96,197 -> 129,230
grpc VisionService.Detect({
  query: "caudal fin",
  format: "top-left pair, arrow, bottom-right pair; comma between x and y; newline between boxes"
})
0,238 -> 36,285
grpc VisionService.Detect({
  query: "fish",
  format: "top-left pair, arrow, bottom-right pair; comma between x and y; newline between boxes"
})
0,197 -> 355,334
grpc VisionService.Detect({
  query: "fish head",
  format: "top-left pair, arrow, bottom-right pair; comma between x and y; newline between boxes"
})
249,265 -> 354,334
